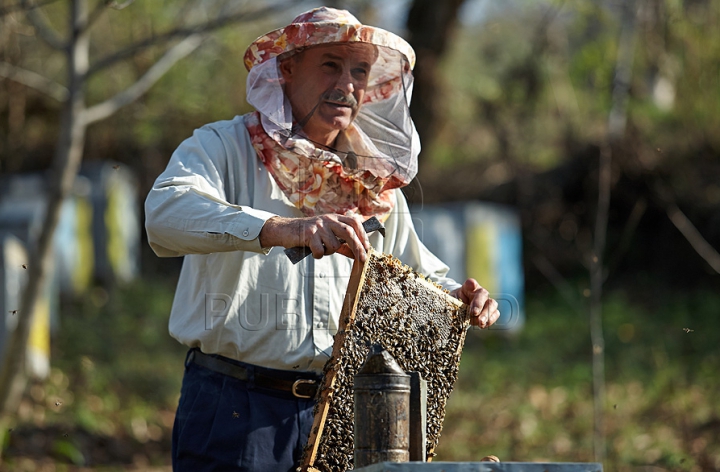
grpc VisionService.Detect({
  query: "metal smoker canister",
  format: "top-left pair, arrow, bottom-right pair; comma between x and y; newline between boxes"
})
354,344 -> 411,468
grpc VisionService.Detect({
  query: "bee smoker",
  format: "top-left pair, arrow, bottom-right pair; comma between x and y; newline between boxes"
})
353,344 -> 411,468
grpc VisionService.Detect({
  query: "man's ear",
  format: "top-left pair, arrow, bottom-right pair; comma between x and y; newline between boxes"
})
279,58 -> 294,83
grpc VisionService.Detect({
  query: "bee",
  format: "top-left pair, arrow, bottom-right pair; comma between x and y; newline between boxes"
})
21,264 -> 27,269
9,310 -> 17,315
683,328 -> 694,333
232,411 -> 239,418
55,400 -> 62,407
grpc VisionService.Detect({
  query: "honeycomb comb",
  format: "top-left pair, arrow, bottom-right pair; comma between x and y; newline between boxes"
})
301,248 -> 470,472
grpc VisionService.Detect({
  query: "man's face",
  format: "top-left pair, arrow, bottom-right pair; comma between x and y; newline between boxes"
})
280,43 -> 376,147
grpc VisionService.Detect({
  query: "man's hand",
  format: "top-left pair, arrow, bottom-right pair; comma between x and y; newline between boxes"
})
451,279 -> 500,329
259,214 -> 370,262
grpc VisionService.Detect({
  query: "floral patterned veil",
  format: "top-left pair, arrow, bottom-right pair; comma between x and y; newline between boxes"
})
242,7 -> 419,220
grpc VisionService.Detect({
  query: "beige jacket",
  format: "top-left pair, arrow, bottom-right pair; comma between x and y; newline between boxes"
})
145,114 -> 460,373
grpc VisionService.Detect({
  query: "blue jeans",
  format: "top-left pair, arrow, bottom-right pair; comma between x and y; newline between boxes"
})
172,350 -> 317,471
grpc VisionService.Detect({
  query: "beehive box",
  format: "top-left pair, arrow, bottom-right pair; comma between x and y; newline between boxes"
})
301,249 -> 470,472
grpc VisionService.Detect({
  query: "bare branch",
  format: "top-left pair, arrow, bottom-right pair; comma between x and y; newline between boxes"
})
82,34 -> 204,125
86,0 -> 134,29
647,172 -> 720,274
86,0 -> 109,29
604,196 -> 647,282
667,204 -> 720,274
87,0 -> 310,76
531,253 -> 585,316
21,0 -> 67,50
108,0 -> 135,9
0,61 -> 68,101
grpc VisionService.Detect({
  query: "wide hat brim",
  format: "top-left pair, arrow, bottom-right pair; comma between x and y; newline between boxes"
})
243,18 -> 416,72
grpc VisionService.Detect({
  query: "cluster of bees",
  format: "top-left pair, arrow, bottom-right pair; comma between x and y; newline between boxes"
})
304,252 -> 469,471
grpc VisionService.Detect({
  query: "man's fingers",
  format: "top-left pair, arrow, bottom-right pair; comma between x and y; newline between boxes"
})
309,230 -> 347,259
306,216 -> 367,261
455,278 -> 497,329
492,299 -> 500,323
308,237 -> 328,259
479,298 -> 499,328
336,244 -> 354,259
339,214 -> 370,252
458,278 -> 481,304
330,217 -> 367,261
334,213 -> 370,262
463,280 -> 489,319
340,233 -> 367,261
342,212 -> 370,243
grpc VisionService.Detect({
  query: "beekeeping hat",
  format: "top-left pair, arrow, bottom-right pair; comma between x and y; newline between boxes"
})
243,7 -> 415,71
243,6 -> 420,185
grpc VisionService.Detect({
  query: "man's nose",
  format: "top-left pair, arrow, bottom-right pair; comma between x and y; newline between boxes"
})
336,69 -> 355,94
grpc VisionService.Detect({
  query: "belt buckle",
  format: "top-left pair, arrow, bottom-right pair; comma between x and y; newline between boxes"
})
292,379 -> 317,399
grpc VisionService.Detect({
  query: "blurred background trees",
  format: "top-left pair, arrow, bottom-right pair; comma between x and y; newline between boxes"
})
0,0 -> 719,470
3,0 -> 718,285
410,0 -> 720,289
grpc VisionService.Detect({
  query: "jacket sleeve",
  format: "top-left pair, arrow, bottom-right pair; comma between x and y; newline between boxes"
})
145,124 -> 276,257
381,190 -> 462,293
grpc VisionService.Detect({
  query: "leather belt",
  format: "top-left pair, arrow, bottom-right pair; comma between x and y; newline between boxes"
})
187,349 -> 320,399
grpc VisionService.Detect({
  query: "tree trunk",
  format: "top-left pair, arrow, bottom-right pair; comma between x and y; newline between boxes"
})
405,0 -> 466,161
0,0 -> 89,446
589,0 -> 638,465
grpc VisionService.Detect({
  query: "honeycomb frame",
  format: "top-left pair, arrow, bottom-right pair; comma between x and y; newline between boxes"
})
301,248 -> 470,472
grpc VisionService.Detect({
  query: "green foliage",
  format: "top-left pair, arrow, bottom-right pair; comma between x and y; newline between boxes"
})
51,440 -> 85,466
0,276 -> 187,469
55,279 -> 187,412
430,0 -> 720,208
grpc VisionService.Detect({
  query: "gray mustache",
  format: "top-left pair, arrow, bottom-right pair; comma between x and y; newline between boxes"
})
323,89 -> 358,108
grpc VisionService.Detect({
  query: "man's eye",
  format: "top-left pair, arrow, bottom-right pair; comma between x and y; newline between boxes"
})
322,61 -> 339,71
352,68 -> 368,79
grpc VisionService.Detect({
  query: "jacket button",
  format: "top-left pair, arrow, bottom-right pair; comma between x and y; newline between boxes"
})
242,230 -> 249,237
